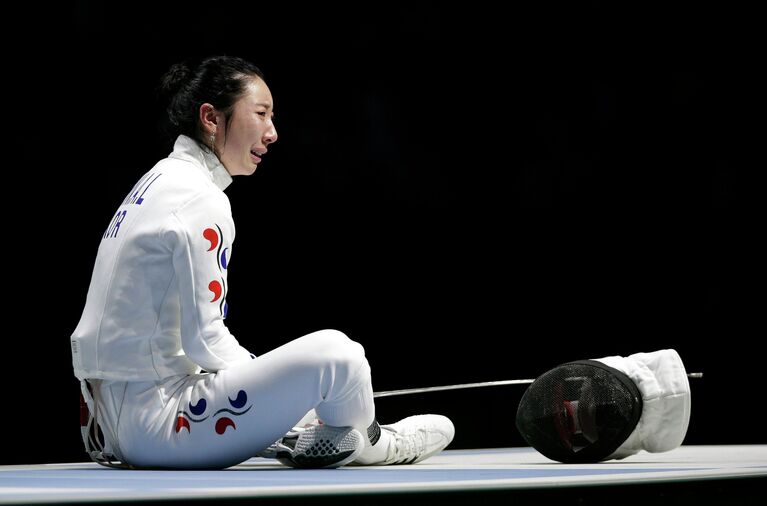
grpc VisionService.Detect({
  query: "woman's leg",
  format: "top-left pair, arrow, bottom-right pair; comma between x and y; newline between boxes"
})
98,329 -> 375,469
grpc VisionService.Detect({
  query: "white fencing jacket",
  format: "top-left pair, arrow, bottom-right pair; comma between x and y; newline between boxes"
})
71,135 -> 254,381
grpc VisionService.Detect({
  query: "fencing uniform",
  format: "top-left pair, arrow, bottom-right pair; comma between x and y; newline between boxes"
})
71,135 -> 376,469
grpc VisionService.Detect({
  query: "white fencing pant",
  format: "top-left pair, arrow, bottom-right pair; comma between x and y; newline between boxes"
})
85,330 -> 376,469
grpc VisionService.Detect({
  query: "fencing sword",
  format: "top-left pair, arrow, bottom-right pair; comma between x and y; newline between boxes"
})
373,372 -> 703,398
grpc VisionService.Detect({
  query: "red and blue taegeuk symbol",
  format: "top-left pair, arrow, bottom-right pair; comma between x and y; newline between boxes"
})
202,226 -> 229,317
175,389 -> 251,435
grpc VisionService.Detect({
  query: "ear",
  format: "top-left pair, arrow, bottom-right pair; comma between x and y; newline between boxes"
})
199,103 -> 219,135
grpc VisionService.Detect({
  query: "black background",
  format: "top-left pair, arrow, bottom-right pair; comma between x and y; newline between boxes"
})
4,2 -> 759,464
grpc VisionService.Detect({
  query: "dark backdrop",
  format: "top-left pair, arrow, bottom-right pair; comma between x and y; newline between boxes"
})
5,2 -> 758,464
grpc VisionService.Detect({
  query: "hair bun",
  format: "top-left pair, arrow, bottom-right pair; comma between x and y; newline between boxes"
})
159,62 -> 191,99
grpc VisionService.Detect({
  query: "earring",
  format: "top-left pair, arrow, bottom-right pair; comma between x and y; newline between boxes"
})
209,132 -> 216,149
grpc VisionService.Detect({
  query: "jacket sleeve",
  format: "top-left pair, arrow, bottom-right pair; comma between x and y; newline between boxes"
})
165,192 -> 254,371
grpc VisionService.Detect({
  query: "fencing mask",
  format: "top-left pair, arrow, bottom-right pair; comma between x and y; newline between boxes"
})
516,349 -> 691,463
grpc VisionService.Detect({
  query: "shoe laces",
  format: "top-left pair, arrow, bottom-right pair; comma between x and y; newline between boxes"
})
386,426 -> 425,464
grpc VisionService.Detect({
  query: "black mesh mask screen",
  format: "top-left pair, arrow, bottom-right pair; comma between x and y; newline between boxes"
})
515,360 -> 643,463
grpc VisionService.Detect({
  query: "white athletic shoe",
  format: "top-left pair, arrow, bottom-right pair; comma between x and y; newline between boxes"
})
258,424 -> 365,469
378,414 -> 455,465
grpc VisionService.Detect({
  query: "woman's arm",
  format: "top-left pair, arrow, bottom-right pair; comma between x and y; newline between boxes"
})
166,192 -> 254,371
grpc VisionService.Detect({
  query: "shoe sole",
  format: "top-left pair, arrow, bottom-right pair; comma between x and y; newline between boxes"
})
277,426 -> 364,469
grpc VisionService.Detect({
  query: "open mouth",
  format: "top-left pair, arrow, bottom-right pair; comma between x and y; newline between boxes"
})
250,150 -> 262,164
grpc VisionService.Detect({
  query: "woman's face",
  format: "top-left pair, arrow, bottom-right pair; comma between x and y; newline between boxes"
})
216,77 -> 278,176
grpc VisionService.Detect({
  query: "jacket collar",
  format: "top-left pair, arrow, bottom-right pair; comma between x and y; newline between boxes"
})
168,135 -> 233,191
